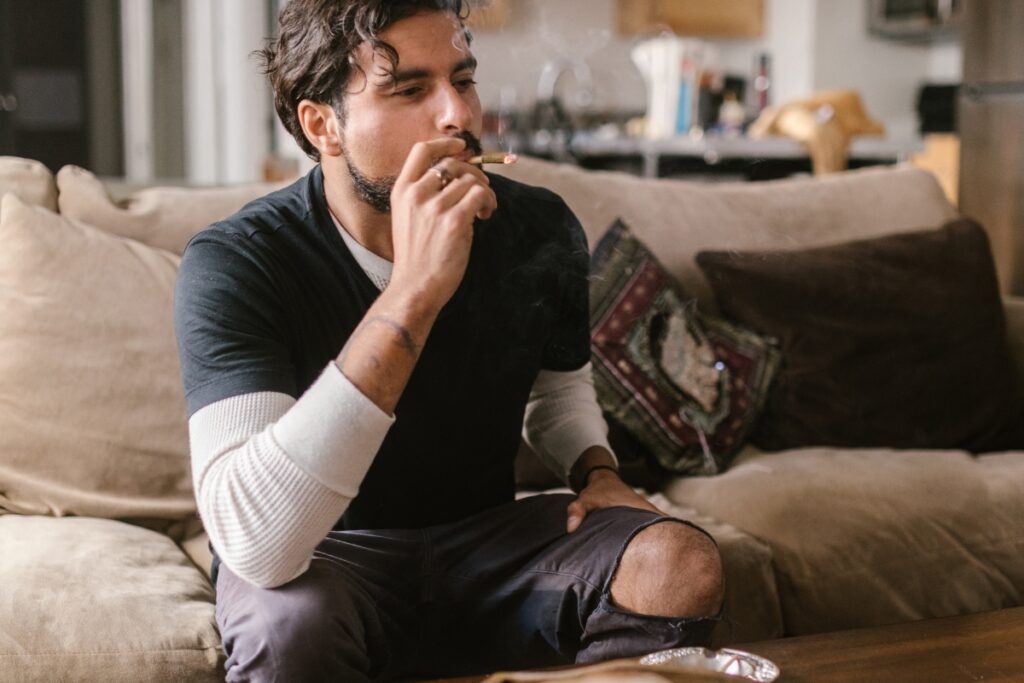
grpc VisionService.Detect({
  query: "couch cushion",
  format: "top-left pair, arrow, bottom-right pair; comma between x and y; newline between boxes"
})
56,164 -> 284,255
696,219 -> 1023,453
590,219 -> 780,474
494,158 -> 957,310
663,448 -> 1024,635
0,157 -> 57,211
0,195 -> 194,521
0,515 -> 221,682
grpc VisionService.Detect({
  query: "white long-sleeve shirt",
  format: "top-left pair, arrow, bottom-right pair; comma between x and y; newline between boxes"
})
188,220 -> 612,588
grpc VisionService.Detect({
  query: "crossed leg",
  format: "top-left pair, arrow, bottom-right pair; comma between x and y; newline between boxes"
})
610,518 -> 724,619
214,495 -> 725,681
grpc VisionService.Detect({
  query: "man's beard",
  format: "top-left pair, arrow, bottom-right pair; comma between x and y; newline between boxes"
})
342,131 -> 483,214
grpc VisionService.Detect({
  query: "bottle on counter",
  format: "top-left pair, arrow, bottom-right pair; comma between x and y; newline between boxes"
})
718,92 -> 746,137
752,53 -> 771,114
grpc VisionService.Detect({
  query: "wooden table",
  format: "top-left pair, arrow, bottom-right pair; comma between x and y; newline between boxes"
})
426,607 -> 1024,682
741,607 -> 1024,682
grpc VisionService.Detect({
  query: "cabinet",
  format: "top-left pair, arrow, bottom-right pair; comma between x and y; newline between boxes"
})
958,0 -> 1024,294
467,0 -> 509,31
617,0 -> 763,38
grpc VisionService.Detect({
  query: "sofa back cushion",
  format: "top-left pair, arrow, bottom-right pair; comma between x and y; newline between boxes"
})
1005,296 -> 1024,398
0,156 -> 57,210
494,158 -> 958,309
0,194 -> 194,521
56,164 -> 284,254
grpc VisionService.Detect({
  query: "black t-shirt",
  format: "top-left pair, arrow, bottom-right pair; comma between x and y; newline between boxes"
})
174,165 -> 590,530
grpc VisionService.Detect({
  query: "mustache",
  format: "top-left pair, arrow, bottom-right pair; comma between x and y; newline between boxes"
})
454,131 -> 483,156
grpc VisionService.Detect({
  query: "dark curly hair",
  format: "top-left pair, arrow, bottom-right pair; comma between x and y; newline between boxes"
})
256,0 -> 470,162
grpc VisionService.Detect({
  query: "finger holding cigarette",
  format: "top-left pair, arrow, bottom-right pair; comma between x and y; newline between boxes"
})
467,152 -> 519,166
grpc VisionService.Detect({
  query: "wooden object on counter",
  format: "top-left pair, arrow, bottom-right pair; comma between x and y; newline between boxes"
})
466,0 -> 509,31
617,0 -> 763,38
910,134 -> 960,207
748,90 -> 886,175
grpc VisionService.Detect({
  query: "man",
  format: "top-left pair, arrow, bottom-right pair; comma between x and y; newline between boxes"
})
174,1 -> 723,680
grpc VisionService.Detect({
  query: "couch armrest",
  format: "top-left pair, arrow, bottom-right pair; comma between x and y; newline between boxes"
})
1005,296 -> 1024,396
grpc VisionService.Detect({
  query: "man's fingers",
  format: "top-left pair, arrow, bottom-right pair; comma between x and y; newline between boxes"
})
431,157 -> 490,188
566,499 -> 588,534
398,137 -> 468,185
437,175 -> 496,213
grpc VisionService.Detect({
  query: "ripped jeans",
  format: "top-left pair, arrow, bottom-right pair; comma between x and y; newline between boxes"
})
214,493 -> 719,682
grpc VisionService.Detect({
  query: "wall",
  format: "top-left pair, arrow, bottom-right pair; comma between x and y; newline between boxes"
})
470,0 -> 643,115
183,0 -> 272,184
812,0 -> 929,140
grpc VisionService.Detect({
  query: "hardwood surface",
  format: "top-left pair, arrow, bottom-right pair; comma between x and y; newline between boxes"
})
741,607 -> 1024,682
425,608 -> 1024,682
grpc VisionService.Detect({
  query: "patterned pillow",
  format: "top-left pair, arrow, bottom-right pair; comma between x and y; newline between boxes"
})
590,219 -> 780,475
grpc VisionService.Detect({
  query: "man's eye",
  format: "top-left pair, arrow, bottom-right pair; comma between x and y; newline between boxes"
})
394,86 -> 424,97
455,78 -> 478,91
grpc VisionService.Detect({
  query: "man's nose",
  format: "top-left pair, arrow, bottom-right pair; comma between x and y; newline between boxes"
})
436,83 -> 474,133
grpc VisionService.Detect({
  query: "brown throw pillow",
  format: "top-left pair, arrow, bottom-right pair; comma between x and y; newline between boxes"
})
696,219 -> 1024,452
590,220 -> 781,475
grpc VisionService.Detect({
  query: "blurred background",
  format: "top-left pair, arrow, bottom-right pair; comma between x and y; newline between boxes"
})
0,0 -> 972,183
0,0 -> 1020,287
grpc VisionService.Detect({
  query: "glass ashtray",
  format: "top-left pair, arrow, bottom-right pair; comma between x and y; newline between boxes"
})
639,647 -> 780,682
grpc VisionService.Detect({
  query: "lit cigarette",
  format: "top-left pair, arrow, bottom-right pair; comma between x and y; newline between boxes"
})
467,152 -> 518,165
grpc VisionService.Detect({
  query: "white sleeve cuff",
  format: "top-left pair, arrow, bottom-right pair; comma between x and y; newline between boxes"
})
272,362 -> 395,498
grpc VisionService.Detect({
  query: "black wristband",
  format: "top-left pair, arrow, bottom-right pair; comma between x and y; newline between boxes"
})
575,464 -> 619,493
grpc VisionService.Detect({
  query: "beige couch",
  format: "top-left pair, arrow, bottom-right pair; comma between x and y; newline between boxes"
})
1,155 -> 1021,682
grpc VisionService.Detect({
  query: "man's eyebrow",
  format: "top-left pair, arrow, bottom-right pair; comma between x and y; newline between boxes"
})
388,56 -> 478,86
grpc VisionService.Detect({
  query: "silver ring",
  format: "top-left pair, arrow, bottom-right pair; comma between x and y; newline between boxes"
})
431,166 -> 451,189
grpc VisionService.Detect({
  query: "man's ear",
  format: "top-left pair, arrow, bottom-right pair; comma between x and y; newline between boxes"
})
297,100 -> 343,157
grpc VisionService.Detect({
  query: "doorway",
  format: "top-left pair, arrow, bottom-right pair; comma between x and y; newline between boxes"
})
0,0 -> 123,175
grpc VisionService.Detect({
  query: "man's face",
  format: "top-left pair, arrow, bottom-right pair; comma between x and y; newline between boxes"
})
338,10 -> 483,213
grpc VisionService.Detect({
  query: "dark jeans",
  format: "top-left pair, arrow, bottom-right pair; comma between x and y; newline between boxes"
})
215,493 -> 718,682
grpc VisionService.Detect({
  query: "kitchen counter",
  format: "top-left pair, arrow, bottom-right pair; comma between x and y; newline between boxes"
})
514,131 -> 924,179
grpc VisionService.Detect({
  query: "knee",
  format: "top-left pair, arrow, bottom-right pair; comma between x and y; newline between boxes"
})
609,521 -> 724,619
220,572 -> 372,681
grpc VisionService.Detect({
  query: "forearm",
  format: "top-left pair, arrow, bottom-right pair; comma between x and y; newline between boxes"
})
336,288 -> 439,415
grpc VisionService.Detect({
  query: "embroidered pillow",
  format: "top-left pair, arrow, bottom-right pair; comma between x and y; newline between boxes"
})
590,219 -> 780,475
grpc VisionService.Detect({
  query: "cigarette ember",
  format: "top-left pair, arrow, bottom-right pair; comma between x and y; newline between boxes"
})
468,152 -> 518,165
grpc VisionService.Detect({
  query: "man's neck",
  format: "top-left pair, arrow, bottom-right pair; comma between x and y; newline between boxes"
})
322,160 -> 395,262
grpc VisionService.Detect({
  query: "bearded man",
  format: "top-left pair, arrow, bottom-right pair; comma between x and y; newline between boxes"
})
174,2 -> 723,680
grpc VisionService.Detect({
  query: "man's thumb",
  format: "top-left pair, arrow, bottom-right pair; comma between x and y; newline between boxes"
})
566,502 -> 586,533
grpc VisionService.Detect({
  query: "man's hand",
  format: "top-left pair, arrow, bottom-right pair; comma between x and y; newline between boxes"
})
566,447 -> 665,533
389,136 -> 498,314
335,137 -> 496,416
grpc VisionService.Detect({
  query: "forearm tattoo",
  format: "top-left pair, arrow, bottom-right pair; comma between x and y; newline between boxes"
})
339,315 -> 420,367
